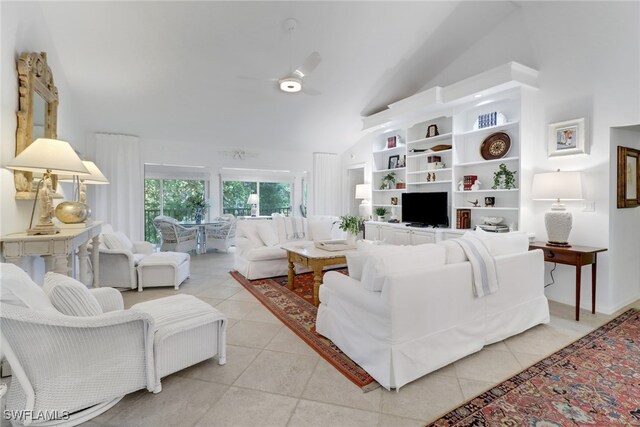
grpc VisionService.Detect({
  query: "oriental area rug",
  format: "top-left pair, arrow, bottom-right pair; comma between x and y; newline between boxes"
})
428,308 -> 640,426
229,269 -> 379,392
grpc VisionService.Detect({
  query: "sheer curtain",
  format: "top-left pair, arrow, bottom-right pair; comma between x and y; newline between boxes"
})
312,152 -> 339,215
94,133 -> 143,240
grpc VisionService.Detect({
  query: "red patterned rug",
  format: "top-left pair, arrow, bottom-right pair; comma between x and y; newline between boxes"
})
428,308 -> 640,426
230,269 -> 379,392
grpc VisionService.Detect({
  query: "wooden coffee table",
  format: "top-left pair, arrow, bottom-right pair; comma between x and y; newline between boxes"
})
282,243 -> 355,306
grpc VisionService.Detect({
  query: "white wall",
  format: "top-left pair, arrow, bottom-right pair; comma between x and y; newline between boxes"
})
1,2 -> 88,279
609,126 -> 640,310
137,137 -> 312,218
394,2 -> 640,313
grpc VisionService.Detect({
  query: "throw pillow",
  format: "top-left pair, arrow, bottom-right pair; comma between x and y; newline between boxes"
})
360,243 -> 446,292
257,222 -> 279,247
0,263 -> 56,312
102,231 -> 134,252
43,272 -> 103,317
243,223 -> 266,247
346,240 -> 392,280
439,239 -> 469,264
275,217 -> 306,242
307,219 -> 333,242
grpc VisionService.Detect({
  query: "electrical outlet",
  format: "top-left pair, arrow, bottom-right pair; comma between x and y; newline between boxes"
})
582,201 -> 595,212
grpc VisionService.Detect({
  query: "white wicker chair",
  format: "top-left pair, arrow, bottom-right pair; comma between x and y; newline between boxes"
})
204,218 -> 237,253
0,263 -> 226,427
152,216 -> 198,253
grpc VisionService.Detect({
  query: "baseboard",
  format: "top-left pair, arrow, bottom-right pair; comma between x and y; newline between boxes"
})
546,293 -> 640,316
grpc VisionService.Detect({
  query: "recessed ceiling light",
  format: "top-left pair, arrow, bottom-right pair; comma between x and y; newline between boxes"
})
279,77 -> 302,93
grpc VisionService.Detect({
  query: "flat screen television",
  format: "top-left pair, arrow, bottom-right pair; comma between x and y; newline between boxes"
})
401,192 -> 449,227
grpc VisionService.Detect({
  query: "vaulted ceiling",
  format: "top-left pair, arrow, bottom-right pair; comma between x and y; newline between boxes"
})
37,1 -> 519,154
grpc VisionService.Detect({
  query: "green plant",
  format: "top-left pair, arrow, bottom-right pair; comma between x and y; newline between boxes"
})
380,172 -> 396,190
338,215 -> 364,235
186,194 -> 210,211
492,163 -> 517,189
374,207 -> 388,216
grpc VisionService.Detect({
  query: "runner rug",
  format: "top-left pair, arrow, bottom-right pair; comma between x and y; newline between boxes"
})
229,269 -> 379,392
428,308 -> 640,426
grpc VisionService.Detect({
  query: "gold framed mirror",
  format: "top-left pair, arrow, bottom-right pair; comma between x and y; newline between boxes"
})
14,51 -> 60,199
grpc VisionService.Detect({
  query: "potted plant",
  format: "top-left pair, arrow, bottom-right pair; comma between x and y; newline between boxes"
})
337,215 -> 364,243
492,163 -> 517,189
186,194 -> 210,224
380,172 -> 396,190
374,207 -> 388,222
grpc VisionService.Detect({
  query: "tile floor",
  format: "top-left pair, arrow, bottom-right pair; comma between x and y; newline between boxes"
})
88,251 -> 640,427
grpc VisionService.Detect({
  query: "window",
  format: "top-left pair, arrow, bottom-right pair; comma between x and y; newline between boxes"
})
222,180 -> 291,217
144,178 -> 207,243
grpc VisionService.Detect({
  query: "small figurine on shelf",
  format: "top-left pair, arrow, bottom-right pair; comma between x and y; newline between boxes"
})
471,180 -> 481,191
468,199 -> 480,207
431,173 -> 436,182
484,197 -> 496,207
426,173 -> 431,182
458,180 -> 464,191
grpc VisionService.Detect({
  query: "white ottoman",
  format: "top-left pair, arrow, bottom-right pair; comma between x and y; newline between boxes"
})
131,294 -> 227,391
137,252 -> 190,292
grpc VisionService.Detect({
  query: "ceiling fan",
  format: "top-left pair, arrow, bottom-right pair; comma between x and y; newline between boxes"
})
240,18 -> 322,95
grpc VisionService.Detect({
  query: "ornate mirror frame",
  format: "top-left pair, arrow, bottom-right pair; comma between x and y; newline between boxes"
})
14,51 -> 59,199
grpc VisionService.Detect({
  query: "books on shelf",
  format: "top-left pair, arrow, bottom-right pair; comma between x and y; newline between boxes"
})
456,209 -> 471,229
463,175 -> 477,191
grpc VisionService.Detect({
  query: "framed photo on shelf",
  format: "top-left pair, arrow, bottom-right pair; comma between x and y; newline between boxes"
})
426,124 -> 439,138
617,145 -> 640,208
548,118 -> 586,157
387,135 -> 398,149
388,155 -> 400,170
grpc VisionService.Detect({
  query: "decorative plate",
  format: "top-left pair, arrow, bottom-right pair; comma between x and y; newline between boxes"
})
480,132 -> 511,160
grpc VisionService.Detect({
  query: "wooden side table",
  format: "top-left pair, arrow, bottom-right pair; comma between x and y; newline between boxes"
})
529,242 -> 607,321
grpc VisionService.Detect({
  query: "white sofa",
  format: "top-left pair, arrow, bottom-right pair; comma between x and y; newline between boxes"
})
316,231 -> 549,390
234,216 -> 345,280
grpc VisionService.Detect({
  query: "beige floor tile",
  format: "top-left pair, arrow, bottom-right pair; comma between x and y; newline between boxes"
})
380,374 -> 464,421
457,378 -> 494,400
175,344 -> 261,385
288,399 -> 379,427
484,340 -> 509,352
92,389 -> 147,424
454,348 -> 522,383
377,413 -> 426,426
243,304 -> 282,324
215,299 -> 261,319
227,288 -> 258,301
226,319 -> 282,348
104,376 -> 227,427
194,387 -> 297,427
196,285 -> 243,300
233,350 -> 318,397
503,324 -> 573,355
512,351 -> 546,369
430,362 -> 457,378
301,359 -> 381,412
265,327 -> 319,356
195,296 -> 225,307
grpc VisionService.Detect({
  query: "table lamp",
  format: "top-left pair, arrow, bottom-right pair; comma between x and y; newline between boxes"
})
355,184 -> 371,219
247,193 -> 259,217
57,160 -> 109,223
5,138 -> 90,235
531,170 -> 583,247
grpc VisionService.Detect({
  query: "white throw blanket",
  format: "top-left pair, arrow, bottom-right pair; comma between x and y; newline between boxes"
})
283,217 -> 306,240
453,235 -> 499,297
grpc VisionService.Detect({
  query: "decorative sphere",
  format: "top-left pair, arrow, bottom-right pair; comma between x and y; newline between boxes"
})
55,202 -> 91,224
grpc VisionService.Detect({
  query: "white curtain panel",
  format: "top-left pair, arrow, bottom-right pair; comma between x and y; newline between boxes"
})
94,133 -> 143,240
312,152 -> 339,216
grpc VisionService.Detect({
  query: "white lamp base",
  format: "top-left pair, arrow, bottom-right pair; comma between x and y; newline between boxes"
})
358,201 -> 371,220
544,203 -> 573,247
250,205 -> 257,217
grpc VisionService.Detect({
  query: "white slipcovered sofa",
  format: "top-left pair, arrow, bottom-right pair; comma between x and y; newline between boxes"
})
316,231 -> 549,390
234,216 -> 346,280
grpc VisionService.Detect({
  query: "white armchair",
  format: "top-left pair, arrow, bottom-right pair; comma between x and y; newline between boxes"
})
99,230 -> 190,291
204,218 -> 237,253
0,263 -> 226,426
152,216 -> 198,253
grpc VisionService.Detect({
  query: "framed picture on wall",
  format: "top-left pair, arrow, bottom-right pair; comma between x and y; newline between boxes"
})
617,145 -> 640,208
548,118 -> 587,157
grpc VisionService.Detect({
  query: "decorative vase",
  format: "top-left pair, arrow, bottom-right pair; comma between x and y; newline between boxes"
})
346,232 -> 357,244
55,201 -> 91,224
377,216 -> 385,222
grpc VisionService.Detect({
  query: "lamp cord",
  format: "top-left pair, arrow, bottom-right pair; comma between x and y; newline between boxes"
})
544,262 -> 557,288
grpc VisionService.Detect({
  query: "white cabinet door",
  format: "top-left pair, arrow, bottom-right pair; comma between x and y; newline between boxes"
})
364,223 -> 379,240
380,226 -> 411,245
410,230 -> 436,245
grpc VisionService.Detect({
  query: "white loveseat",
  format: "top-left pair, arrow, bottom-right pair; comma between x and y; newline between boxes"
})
316,231 -> 549,390
234,216 -> 345,280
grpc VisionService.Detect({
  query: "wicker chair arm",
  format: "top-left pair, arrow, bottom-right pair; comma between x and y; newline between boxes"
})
89,287 -> 125,312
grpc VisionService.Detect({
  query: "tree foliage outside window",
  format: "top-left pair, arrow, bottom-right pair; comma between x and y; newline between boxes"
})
222,180 -> 291,217
144,179 -> 206,243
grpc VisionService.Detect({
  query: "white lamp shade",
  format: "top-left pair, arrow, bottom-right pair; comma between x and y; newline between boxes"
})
355,184 -> 371,200
531,171 -> 583,201
5,138 -> 90,175
247,193 -> 259,204
58,160 -> 109,184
